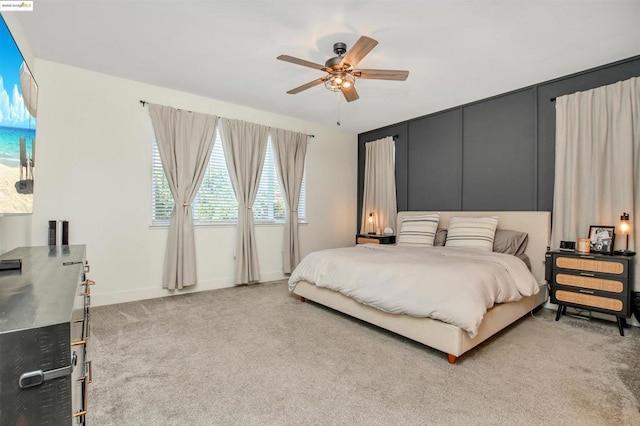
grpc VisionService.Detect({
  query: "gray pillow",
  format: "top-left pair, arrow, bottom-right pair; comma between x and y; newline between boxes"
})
434,228 -> 448,246
492,229 -> 528,255
516,253 -> 532,270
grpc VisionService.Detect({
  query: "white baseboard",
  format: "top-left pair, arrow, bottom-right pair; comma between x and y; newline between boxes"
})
90,271 -> 287,307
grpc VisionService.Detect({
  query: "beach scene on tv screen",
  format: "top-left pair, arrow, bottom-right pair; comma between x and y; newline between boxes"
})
0,17 -> 37,215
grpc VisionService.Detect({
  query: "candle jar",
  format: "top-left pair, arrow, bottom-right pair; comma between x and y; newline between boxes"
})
577,238 -> 591,253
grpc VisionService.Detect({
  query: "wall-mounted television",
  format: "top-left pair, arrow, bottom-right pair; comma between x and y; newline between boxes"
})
0,14 -> 37,215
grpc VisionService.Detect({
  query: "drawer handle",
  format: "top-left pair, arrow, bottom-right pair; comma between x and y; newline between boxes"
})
75,318 -> 90,340
579,255 -> 595,259
79,361 -> 93,383
579,289 -> 595,294
19,364 -> 73,389
71,339 -> 86,347
80,280 -> 95,296
579,272 -> 595,277
86,360 -> 93,384
73,410 -> 87,418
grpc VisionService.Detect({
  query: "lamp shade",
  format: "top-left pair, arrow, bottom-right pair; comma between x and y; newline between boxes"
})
620,212 -> 630,234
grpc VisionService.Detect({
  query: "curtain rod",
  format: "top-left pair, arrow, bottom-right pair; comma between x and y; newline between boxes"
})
141,99 -> 192,113
139,99 -> 315,138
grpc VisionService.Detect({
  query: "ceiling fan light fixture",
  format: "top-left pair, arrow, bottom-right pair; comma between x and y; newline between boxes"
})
324,73 -> 355,92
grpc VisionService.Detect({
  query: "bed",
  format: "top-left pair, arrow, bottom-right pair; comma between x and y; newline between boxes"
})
289,211 -> 551,364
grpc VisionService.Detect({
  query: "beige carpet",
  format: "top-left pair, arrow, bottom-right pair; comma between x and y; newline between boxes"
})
87,280 -> 640,425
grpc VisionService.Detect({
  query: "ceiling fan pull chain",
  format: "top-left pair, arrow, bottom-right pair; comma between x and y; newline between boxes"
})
336,92 -> 341,126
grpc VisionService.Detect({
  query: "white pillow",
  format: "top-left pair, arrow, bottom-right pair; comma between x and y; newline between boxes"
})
397,213 -> 440,247
445,216 -> 499,251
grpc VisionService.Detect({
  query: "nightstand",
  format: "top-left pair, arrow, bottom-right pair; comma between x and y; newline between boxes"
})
356,234 -> 396,245
548,250 -> 635,336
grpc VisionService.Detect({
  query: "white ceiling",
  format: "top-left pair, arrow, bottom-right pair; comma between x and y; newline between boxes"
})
13,0 -> 640,133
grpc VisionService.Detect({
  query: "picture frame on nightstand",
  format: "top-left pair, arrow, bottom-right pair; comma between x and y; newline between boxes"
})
588,225 -> 615,255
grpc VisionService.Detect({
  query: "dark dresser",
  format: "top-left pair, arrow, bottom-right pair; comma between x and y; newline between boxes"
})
0,245 -> 93,425
548,249 -> 634,335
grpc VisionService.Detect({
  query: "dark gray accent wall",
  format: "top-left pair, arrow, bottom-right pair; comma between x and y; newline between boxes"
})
358,55 -> 640,230
462,89 -> 535,210
407,109 -> 461,211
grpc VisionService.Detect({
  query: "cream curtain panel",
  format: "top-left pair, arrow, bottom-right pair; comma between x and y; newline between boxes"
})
148,104 -> 218,290
220,118 -> 269,284
551,77 -> 640,269
270,129 -> 308,273
360,136 -> 397,235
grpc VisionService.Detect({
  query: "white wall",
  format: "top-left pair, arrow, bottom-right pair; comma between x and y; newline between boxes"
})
22,59 -> 357,305
0,13 -> 35,253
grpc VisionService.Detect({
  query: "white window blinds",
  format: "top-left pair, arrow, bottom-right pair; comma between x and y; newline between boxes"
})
152,131 -> 306,225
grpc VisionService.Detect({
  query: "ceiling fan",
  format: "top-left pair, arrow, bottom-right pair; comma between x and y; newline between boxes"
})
277,36 -> 409,102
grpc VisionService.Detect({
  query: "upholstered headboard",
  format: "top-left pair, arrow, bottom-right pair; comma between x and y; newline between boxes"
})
396,211 -> 551,284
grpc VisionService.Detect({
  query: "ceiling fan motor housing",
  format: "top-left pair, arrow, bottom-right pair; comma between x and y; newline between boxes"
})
333,42 -> 347,56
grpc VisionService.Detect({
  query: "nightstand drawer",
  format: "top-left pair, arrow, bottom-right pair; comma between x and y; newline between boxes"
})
555,256 -> 626,276
554,273 -> 624,293
555,290 -> 624,312
357,237 -> 380,244
355,234 -> 396,245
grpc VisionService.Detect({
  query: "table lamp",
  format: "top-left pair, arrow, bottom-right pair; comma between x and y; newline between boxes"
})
614,212 -> 635,256
368,212 -> 375,235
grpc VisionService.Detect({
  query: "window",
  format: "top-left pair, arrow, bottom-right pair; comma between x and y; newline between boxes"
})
152,131 -> 306,225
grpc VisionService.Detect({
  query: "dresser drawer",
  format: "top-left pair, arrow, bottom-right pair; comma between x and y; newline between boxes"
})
554,289 -> 624,313
554,256 -> 627,277
554,273 -> 624,293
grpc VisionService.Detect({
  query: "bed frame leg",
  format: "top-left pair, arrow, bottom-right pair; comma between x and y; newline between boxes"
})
299,296 -> 306,302
447,354 -> 457,364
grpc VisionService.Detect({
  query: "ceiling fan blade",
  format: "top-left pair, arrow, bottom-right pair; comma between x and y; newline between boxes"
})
340,36 -> 378,68
353,69 -> 409,81
277,54 -> 326,71
286,77 -> 326,94
342,84 -> 359,102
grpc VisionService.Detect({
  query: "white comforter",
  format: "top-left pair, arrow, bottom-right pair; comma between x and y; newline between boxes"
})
288,245 -> 539,337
